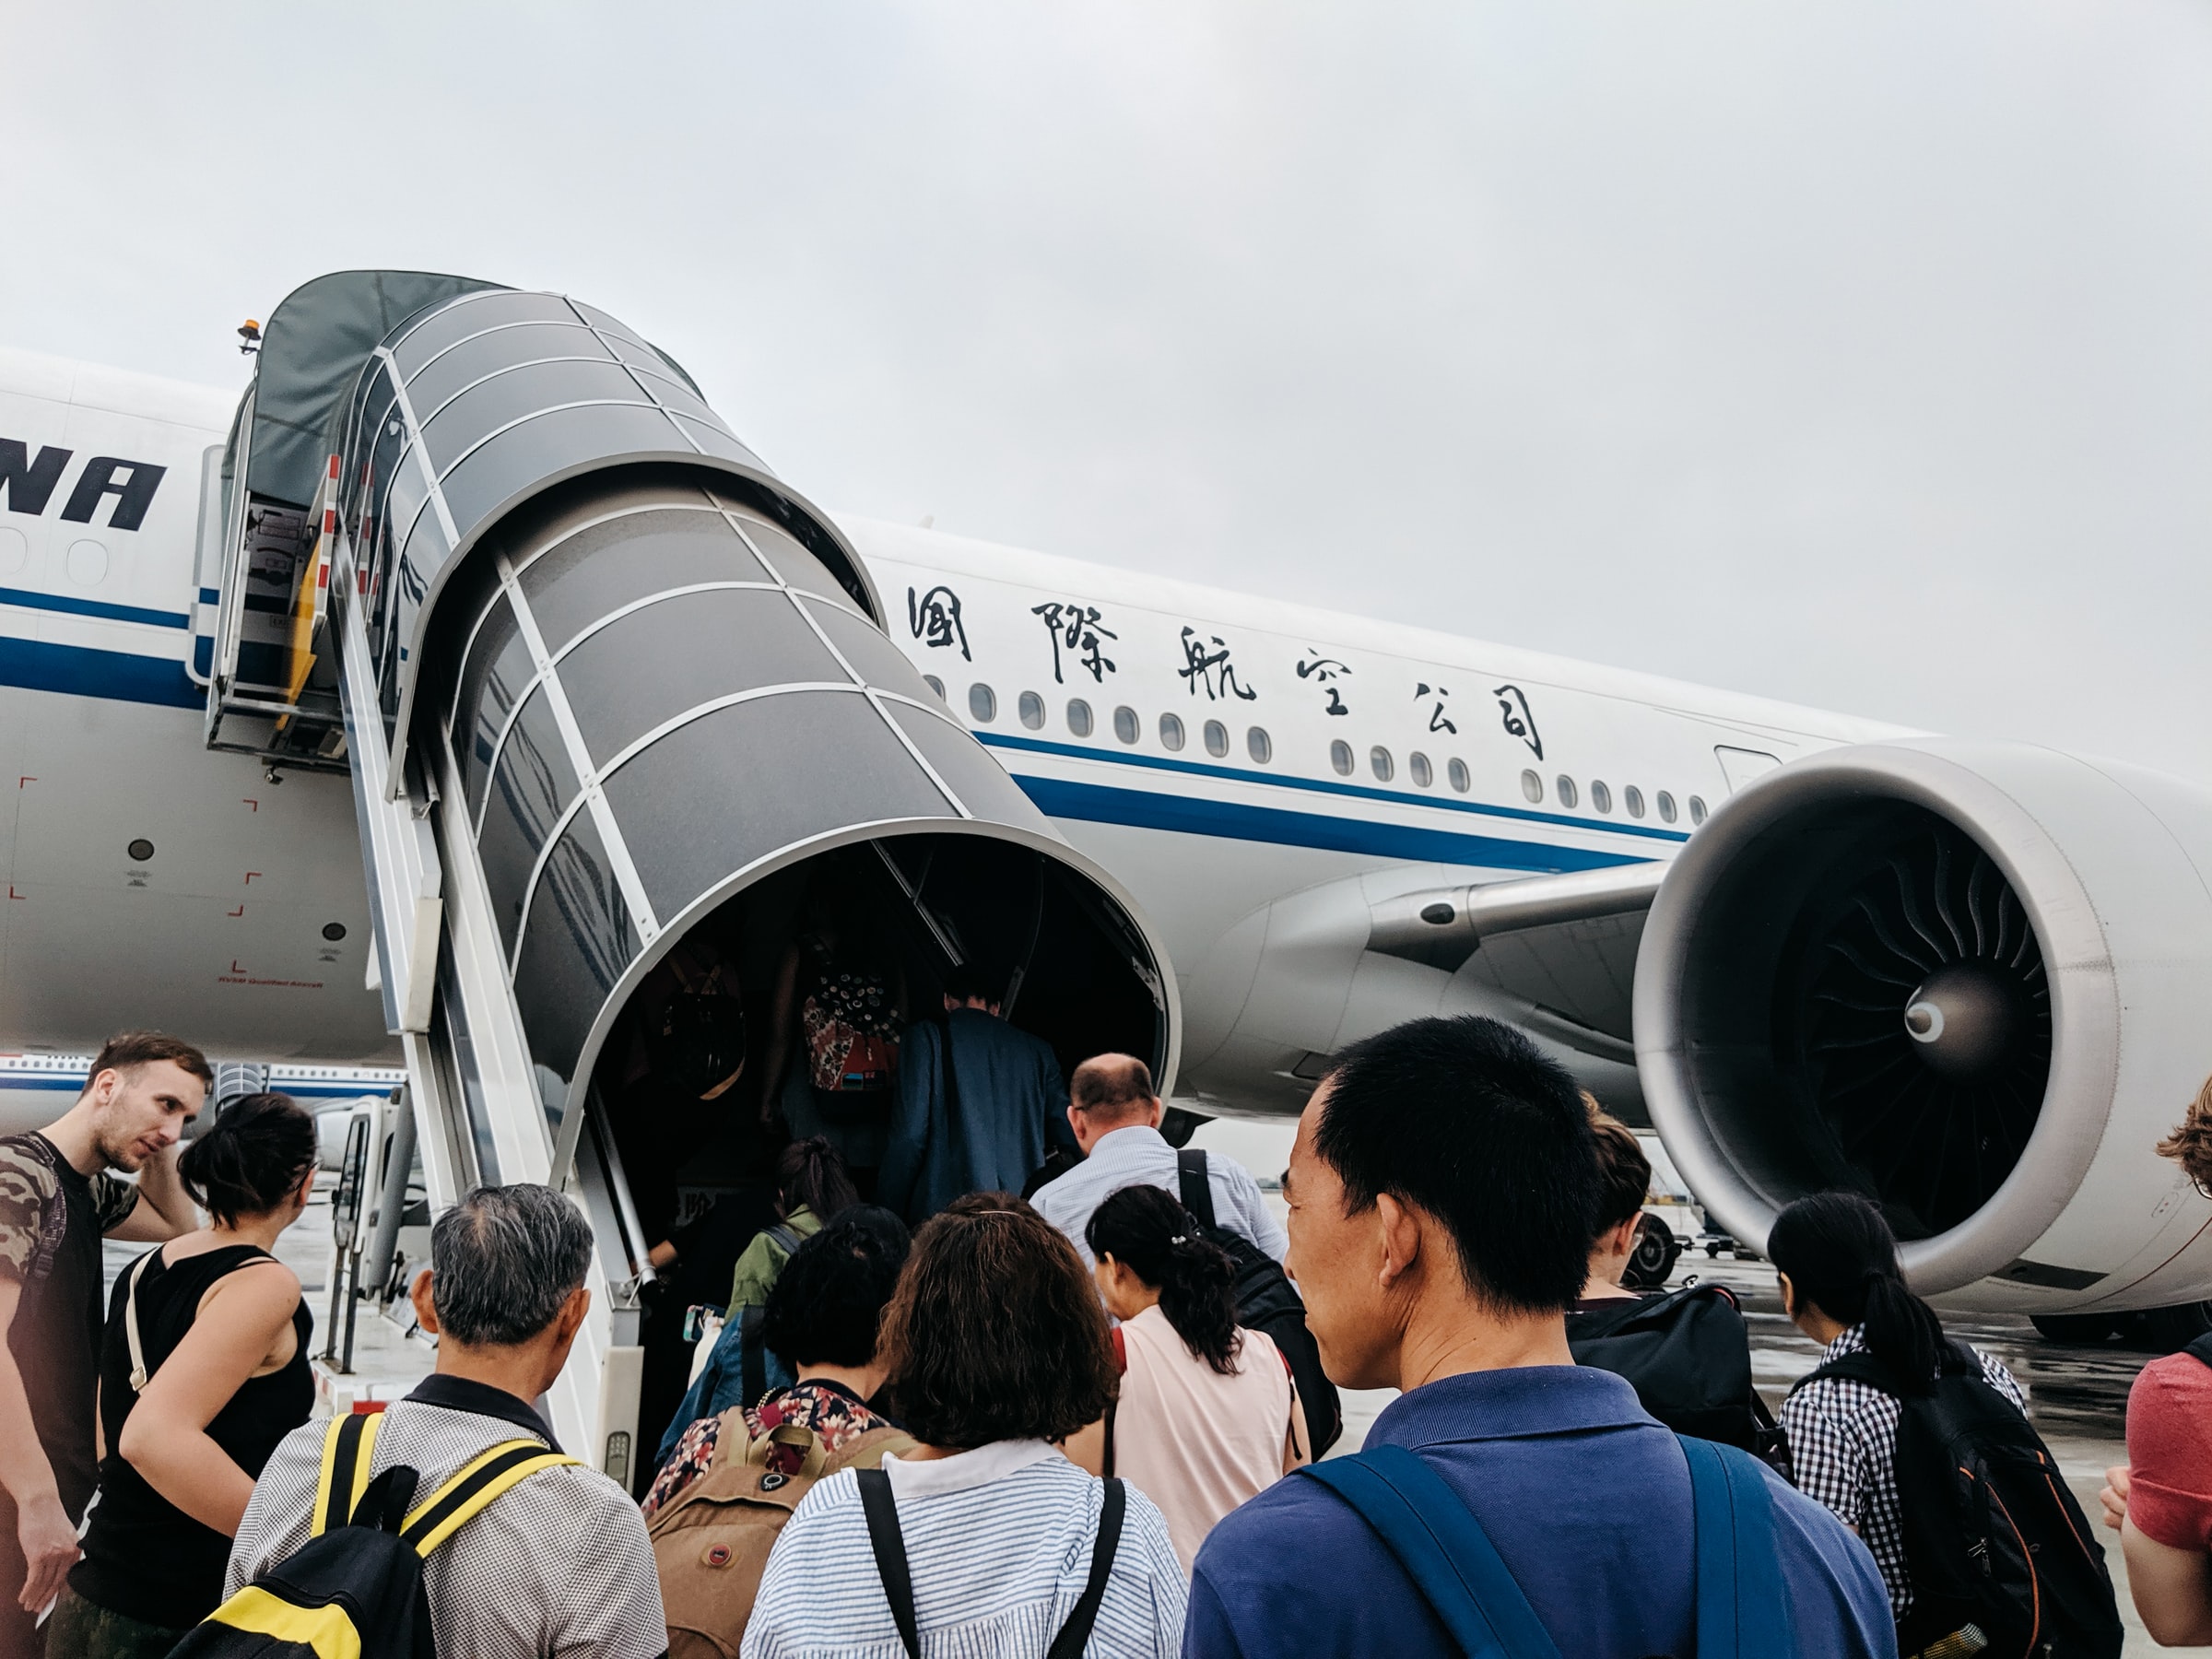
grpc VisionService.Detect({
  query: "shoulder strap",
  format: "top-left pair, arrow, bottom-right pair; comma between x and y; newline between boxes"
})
1046,1477 -> 1126,1659
740,1303 -> 769,1406
856,1466 -> 923,1659
764,1222 -> 805,1256
1679,1435 -> 1794,1659
1790,1349 -> 1894,1395
1301,1445 -> 1561,1659
399,1438 -> 579,1557
122,1249 -> 159,1393
1176,1147 -> 1218,1230
312,1411 -> 383,1537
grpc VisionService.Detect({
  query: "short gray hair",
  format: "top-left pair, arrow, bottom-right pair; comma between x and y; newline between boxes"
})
429,1184 -> 593,1347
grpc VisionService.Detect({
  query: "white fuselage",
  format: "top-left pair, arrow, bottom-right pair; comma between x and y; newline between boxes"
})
0,345 -> 1902,1104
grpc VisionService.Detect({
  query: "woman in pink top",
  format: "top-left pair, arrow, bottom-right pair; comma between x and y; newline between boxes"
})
1067,1184 -> 1307,1571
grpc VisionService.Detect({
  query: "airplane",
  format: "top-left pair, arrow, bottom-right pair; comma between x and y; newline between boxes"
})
5,268 -> 2208,1477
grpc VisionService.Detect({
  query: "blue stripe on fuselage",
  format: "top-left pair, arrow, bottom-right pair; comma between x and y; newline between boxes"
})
0,635 -> 199,709
1014,775 -> 1647,872
974,729 -> 1688,845
0,587 -> 190,629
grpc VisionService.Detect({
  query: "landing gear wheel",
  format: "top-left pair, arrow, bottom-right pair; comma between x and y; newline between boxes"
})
2030,1312 -> 2115,1346
1622,1214 -> 1681,1291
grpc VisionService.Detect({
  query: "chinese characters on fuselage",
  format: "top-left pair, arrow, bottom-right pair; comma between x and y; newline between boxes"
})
906,585 -> 971,660
1296,652 -> 1351,715
1179,627 -> 1257,701
1032,600 -> 1118,684
1492,683 -> 1543,761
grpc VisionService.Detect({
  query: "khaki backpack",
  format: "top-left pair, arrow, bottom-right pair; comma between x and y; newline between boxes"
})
650,1410 -> 914,1659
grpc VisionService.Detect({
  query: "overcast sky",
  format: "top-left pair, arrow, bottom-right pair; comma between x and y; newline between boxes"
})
8,3 -> 2208,776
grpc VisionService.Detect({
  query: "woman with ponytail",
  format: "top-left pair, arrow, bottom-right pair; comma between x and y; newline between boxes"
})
1069,1183 -> 1307,1571
1770,1191 -> 2025,1626
50,1092 -> 319,1656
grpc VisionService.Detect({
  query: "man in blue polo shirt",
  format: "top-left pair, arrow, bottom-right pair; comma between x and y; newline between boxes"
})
1184,1016 -> 1895,1659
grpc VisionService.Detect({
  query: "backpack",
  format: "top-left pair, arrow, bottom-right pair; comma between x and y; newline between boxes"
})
1567,1283 -> 1789,1473
1792,1342 -> 2122,1659
171,1410 -> 576,1659
856,1467 -> 1126,1659
801,945 -> 900,1102
1176,1148 -> 1342,1457
1304,1435 -> 1791,1657
652,1414 -> 915,1659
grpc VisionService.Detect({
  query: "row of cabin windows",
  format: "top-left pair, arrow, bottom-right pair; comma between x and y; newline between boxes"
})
1329,740 -> 1472,794
928,677 -> 1705,826
932,678 -> 1275,763
1516,767 -> 1705,826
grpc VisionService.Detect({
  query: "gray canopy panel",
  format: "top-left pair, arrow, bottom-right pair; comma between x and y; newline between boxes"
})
309,285 -> 876,769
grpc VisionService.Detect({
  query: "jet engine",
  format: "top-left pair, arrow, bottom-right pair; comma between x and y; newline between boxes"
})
1635,738 -> 2212,1313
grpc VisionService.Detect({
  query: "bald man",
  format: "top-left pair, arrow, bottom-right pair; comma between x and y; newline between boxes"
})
1030,1054 -> 1287,1272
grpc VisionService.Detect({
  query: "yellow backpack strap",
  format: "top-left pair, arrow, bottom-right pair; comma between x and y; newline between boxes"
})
399,1439 -> 579,1557
311,1411 -> 382,1538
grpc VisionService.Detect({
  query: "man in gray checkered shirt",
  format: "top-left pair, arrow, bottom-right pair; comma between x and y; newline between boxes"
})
228,1185 -> 666,1659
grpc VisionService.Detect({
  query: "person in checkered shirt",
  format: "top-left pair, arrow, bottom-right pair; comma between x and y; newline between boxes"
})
1771,1192 -> 2025,1628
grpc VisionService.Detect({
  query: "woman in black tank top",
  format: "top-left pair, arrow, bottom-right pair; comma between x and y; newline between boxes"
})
49,1094 -> 322,1658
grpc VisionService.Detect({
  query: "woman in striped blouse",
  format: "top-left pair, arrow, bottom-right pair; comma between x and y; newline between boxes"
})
743,1203 -> 1186,1658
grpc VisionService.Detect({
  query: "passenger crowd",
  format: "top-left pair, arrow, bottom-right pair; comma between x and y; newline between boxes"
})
11,1005 -> 2212,1655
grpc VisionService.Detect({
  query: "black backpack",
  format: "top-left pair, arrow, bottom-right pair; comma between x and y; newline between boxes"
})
1175,1148 -> 1341,1457
1567,1282 -> 1788,1471
173,1411 -> 576,1659
1792,1342 -> 2121,1659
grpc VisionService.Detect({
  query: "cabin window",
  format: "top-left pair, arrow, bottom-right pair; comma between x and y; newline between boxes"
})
1159,712 -> 1185,751
969,683 -> 996,724
1067,699 -> 1094,737
1113,705 -> 1140,745
1018,690 -> 1045,730
1557,776 -> 1579,809
1449,758 -> 1472,794
1247,726 -> 1272,764
1590,781 -> 1612,814
1625,785 -> 1645,818
1520,769 -> 1542,803
1409,752 -> 1433,788
1370,746 -> 1394,782
1688,794 -> 1708,825
1330,740 -> 1354,776
1657,790 -> 1677,824
924,674 -> 946,700
1204,720 -> 1230,758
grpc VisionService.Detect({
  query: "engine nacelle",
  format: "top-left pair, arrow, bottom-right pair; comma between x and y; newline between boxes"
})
1634,738 -> 2212,1312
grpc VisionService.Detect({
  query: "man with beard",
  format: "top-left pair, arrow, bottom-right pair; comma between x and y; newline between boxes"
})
0,1032 -> 206,1654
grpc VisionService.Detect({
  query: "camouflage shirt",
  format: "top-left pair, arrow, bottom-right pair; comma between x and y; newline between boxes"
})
0,1132 -> 138,1283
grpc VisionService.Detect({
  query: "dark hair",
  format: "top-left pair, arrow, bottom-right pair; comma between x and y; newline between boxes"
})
88,1031 -> 213,1092
761,1206 -> 911,1370
1086,1183 -> 1241,1373
878,1207 -> 1115,1449
1586,1100 -> 1652,1236
178,1092 -> 317,1226
775,1135 -> 858,1222
1316,1016 -> 1597,1314
1767,1192 -> 1947,1393
941,962 -> 1001,1006
429,1184 -> 593,1347
1071,1054 -> 1155,1120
